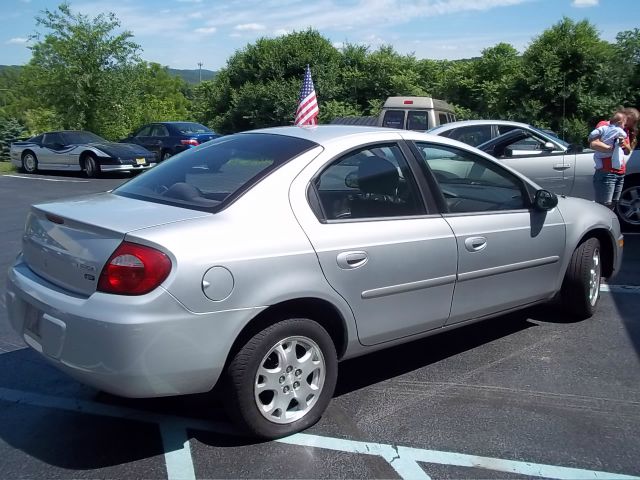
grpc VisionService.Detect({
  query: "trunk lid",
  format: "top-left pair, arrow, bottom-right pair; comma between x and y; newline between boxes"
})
22,192 -> 209,296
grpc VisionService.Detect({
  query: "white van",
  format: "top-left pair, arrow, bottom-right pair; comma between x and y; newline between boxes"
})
378,96 -> 456,130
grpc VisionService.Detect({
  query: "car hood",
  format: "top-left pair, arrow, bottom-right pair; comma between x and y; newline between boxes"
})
91,142 -> 154,158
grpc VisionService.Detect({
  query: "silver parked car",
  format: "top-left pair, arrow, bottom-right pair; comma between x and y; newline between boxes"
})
10,130 -> 157,177
5,126 -> 623,438
428,120 -> 640,229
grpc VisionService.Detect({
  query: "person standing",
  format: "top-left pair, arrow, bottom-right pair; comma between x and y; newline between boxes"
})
588,111 -> 628,209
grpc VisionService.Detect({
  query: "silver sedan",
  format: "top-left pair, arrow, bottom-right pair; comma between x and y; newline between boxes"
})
429,120 -> 640,229
5,126 -> 624,438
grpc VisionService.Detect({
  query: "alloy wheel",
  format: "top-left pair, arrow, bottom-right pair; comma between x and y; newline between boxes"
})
254,335 -> 326,424
588,247 -> 601,307
616,184 -> 640,226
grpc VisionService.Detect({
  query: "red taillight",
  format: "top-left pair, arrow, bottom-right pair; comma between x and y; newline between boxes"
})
180,138 -> 199,146
403,100 -> 414,105
97,242 -> 171,295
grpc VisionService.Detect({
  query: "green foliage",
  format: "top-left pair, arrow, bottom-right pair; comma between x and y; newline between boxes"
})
0,118 -> 27,160
518,17 -> 619,142
24,2 -> 141,136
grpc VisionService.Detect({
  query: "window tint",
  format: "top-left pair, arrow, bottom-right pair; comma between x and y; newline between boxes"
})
173,122 -> 212,134
414,142 -> 526,213
135,126 -> 153,137
115,133 -> 317,212
314,144 -> 424,220
381,110 -> 405,129
447,125 -> 493,146
407,111 -> 429,130
438,113 -> 448,125
43,133 -> 64,145
62,131 -> 104,144
151,125 -> 169,137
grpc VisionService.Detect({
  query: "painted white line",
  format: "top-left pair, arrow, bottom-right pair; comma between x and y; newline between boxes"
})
1,387 -> 638,479
600,284 -> 640,294
160,422 -> 196,480
3,174 -> 89,183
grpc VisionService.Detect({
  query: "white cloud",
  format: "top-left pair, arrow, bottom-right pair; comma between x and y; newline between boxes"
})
273,28 -> 291,36
571,0 -> 598,7
234,23 -> 267,31
6,37 -> 28,44
195,27 -> 217,35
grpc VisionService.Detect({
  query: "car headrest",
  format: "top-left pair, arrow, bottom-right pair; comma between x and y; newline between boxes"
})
357,156 -> 400,196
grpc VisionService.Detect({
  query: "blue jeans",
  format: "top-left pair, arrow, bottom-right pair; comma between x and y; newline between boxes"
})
593,170 -> 624,206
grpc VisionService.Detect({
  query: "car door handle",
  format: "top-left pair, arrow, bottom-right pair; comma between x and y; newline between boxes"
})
553,164 -> 571,170
464,236 -> 487,252
336,251 -> 368,269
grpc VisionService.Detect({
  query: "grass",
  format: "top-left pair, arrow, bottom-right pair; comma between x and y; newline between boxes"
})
0,160 -> 17,174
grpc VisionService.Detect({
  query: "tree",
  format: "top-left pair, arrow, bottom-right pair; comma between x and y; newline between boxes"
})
0,118 -> 27,160
615,28 -> 640,107
518,17 -> 617,143
22,2 -> 141,137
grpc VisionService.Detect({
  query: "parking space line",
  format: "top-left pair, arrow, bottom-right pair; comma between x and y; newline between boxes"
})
160,422 -> 196,480
601,284 -> 640,294
2,174 -> 89,183
1,386 -> 638,479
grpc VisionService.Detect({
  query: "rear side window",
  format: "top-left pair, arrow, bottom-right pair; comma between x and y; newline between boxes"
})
438,113 -> 448,125
115,133 -> 318,212
447,125 -> 493,146
381,110 -> 405,129
407,111 -> 429,131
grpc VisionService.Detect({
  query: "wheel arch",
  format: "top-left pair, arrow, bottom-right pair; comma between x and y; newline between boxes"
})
576,228 -> 615,278
78,149 -> 97,168
223,297 -> 349,372
21,149 -> 36,160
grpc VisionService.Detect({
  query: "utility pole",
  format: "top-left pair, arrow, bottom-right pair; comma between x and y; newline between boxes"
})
197,62 -> 203,83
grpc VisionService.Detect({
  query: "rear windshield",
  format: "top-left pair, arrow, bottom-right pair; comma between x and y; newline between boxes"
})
173,122 -> 213,134
114,133 -> 318,212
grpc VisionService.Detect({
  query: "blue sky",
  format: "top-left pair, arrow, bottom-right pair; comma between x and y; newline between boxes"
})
2,0 -> 639,70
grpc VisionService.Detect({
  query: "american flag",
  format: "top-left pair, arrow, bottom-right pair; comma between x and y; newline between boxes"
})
294,65 -> 319,126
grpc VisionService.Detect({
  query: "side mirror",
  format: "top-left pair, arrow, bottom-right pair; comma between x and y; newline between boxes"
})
345,171 -> 359,189
542,141 -> 555,152
533,189 -> 558,211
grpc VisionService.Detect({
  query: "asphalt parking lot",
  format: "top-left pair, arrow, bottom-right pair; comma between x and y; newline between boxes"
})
0,171 -> 639,479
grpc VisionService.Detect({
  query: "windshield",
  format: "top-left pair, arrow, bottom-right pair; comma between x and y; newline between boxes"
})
62,131 -> 106,144
115,133 -> 318,212
173,122 -> 213,134
529,125 -> 570,148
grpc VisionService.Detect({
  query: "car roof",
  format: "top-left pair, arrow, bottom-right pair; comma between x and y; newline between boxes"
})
429,120 -> 532,133
248,125 -> 416,147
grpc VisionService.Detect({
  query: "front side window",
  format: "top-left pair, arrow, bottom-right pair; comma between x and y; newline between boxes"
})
414,142 -> 526,213
115,133 -> 318,212
381,110 -> 405,129
43,133 -> 64,146
314,144 -> 424,220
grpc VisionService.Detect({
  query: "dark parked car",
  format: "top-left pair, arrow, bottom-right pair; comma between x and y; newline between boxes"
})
121,122 -> 220,161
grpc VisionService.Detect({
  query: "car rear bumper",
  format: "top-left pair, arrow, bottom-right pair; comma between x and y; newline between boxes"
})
5,257 -> 263,398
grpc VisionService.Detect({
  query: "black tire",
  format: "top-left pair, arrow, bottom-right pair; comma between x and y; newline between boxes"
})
161,150 -> 172,161
560,237 -> 601,319
83,154 -> 100,178
224,318 -> 338,439
616,178 -> 640,231
21,151 -> 38,174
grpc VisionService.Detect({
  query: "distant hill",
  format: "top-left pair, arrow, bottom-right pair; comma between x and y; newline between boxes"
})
168,68 -> 217,84
0,65 -> 217,84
